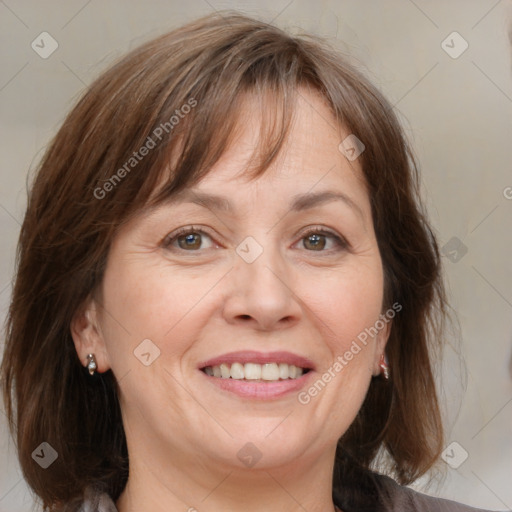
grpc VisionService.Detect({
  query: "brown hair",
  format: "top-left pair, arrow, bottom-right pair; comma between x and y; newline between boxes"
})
1,11 -> 448,511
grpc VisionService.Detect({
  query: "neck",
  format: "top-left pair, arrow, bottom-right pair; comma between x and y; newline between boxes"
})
116,442 -> 339,512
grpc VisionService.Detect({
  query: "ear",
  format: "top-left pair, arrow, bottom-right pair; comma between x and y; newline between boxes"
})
70,296 -> 111,373
371,317 -> 392,377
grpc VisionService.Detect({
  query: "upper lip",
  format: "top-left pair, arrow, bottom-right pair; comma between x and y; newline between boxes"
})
198,351 -> 316,371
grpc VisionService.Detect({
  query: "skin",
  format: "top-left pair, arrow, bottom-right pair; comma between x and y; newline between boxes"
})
71,89 -> 391,512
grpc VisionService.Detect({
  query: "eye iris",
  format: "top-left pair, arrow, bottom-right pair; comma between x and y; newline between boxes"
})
305,233 -> 326,250
178,233 -> 201,250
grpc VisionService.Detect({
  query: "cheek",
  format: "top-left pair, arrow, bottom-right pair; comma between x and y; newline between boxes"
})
98,257 -> 222,369
300,261 -> 385,349
294,265 -> 383,427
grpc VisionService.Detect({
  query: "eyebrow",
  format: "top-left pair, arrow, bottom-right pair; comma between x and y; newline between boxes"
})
167,189 -> 365,219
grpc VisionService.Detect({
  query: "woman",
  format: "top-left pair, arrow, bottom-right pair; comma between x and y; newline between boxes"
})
1,11 -> 506,512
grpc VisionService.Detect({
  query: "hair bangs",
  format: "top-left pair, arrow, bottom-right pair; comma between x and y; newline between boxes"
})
140,53 -> 307,214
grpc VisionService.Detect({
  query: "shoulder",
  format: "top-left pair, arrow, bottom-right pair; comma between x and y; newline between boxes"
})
373,472 -> 508,512
72,477 -> 508,512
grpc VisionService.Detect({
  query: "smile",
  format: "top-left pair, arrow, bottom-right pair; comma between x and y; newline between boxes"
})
202,362 -> 310,381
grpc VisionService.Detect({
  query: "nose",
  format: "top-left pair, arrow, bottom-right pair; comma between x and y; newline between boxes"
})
221,242 -> 302,331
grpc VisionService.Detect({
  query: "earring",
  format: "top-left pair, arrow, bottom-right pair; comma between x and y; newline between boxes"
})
379,353 -> 390,380
86,353 -> 97,376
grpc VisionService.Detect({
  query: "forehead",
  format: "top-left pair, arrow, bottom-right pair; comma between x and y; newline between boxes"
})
140,88 -> 370,224
136,89 -> 371,232
191,89 -> 367,194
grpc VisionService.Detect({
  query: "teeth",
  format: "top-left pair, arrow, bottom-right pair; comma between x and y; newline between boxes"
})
244,363 -> 261,380
220,363 -> 230,378
230,362 -> 244,379
261,363 -> 279,381
203,362 -> 305,381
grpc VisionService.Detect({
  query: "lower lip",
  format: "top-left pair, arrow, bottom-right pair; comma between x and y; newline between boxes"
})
199,370 -> 314,399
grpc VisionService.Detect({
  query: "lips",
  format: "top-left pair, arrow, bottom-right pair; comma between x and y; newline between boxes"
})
197,350 -> 316,399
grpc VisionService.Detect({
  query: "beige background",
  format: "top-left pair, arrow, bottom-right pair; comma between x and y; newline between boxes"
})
1,0 -> 511,510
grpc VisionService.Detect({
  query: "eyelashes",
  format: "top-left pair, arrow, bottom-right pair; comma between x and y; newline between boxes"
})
161,225 -> 350,254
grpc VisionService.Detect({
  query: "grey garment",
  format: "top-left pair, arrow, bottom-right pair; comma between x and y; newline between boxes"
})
374,473 -> 508,512
76,474 -> 508,512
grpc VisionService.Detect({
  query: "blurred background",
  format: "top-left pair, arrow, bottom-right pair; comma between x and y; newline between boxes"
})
1,0 -> 511,510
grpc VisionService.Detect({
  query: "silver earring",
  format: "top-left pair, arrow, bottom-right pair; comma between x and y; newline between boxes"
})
86,353 -> 97,376
379,353 -> 390,380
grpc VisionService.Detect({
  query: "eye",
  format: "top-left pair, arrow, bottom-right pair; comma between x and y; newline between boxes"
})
161,225 -> 349,253
162,226 -> 216,251
297,227 -> 349,252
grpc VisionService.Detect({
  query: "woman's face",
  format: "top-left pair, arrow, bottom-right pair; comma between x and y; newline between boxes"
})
73,90 -> 390,476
